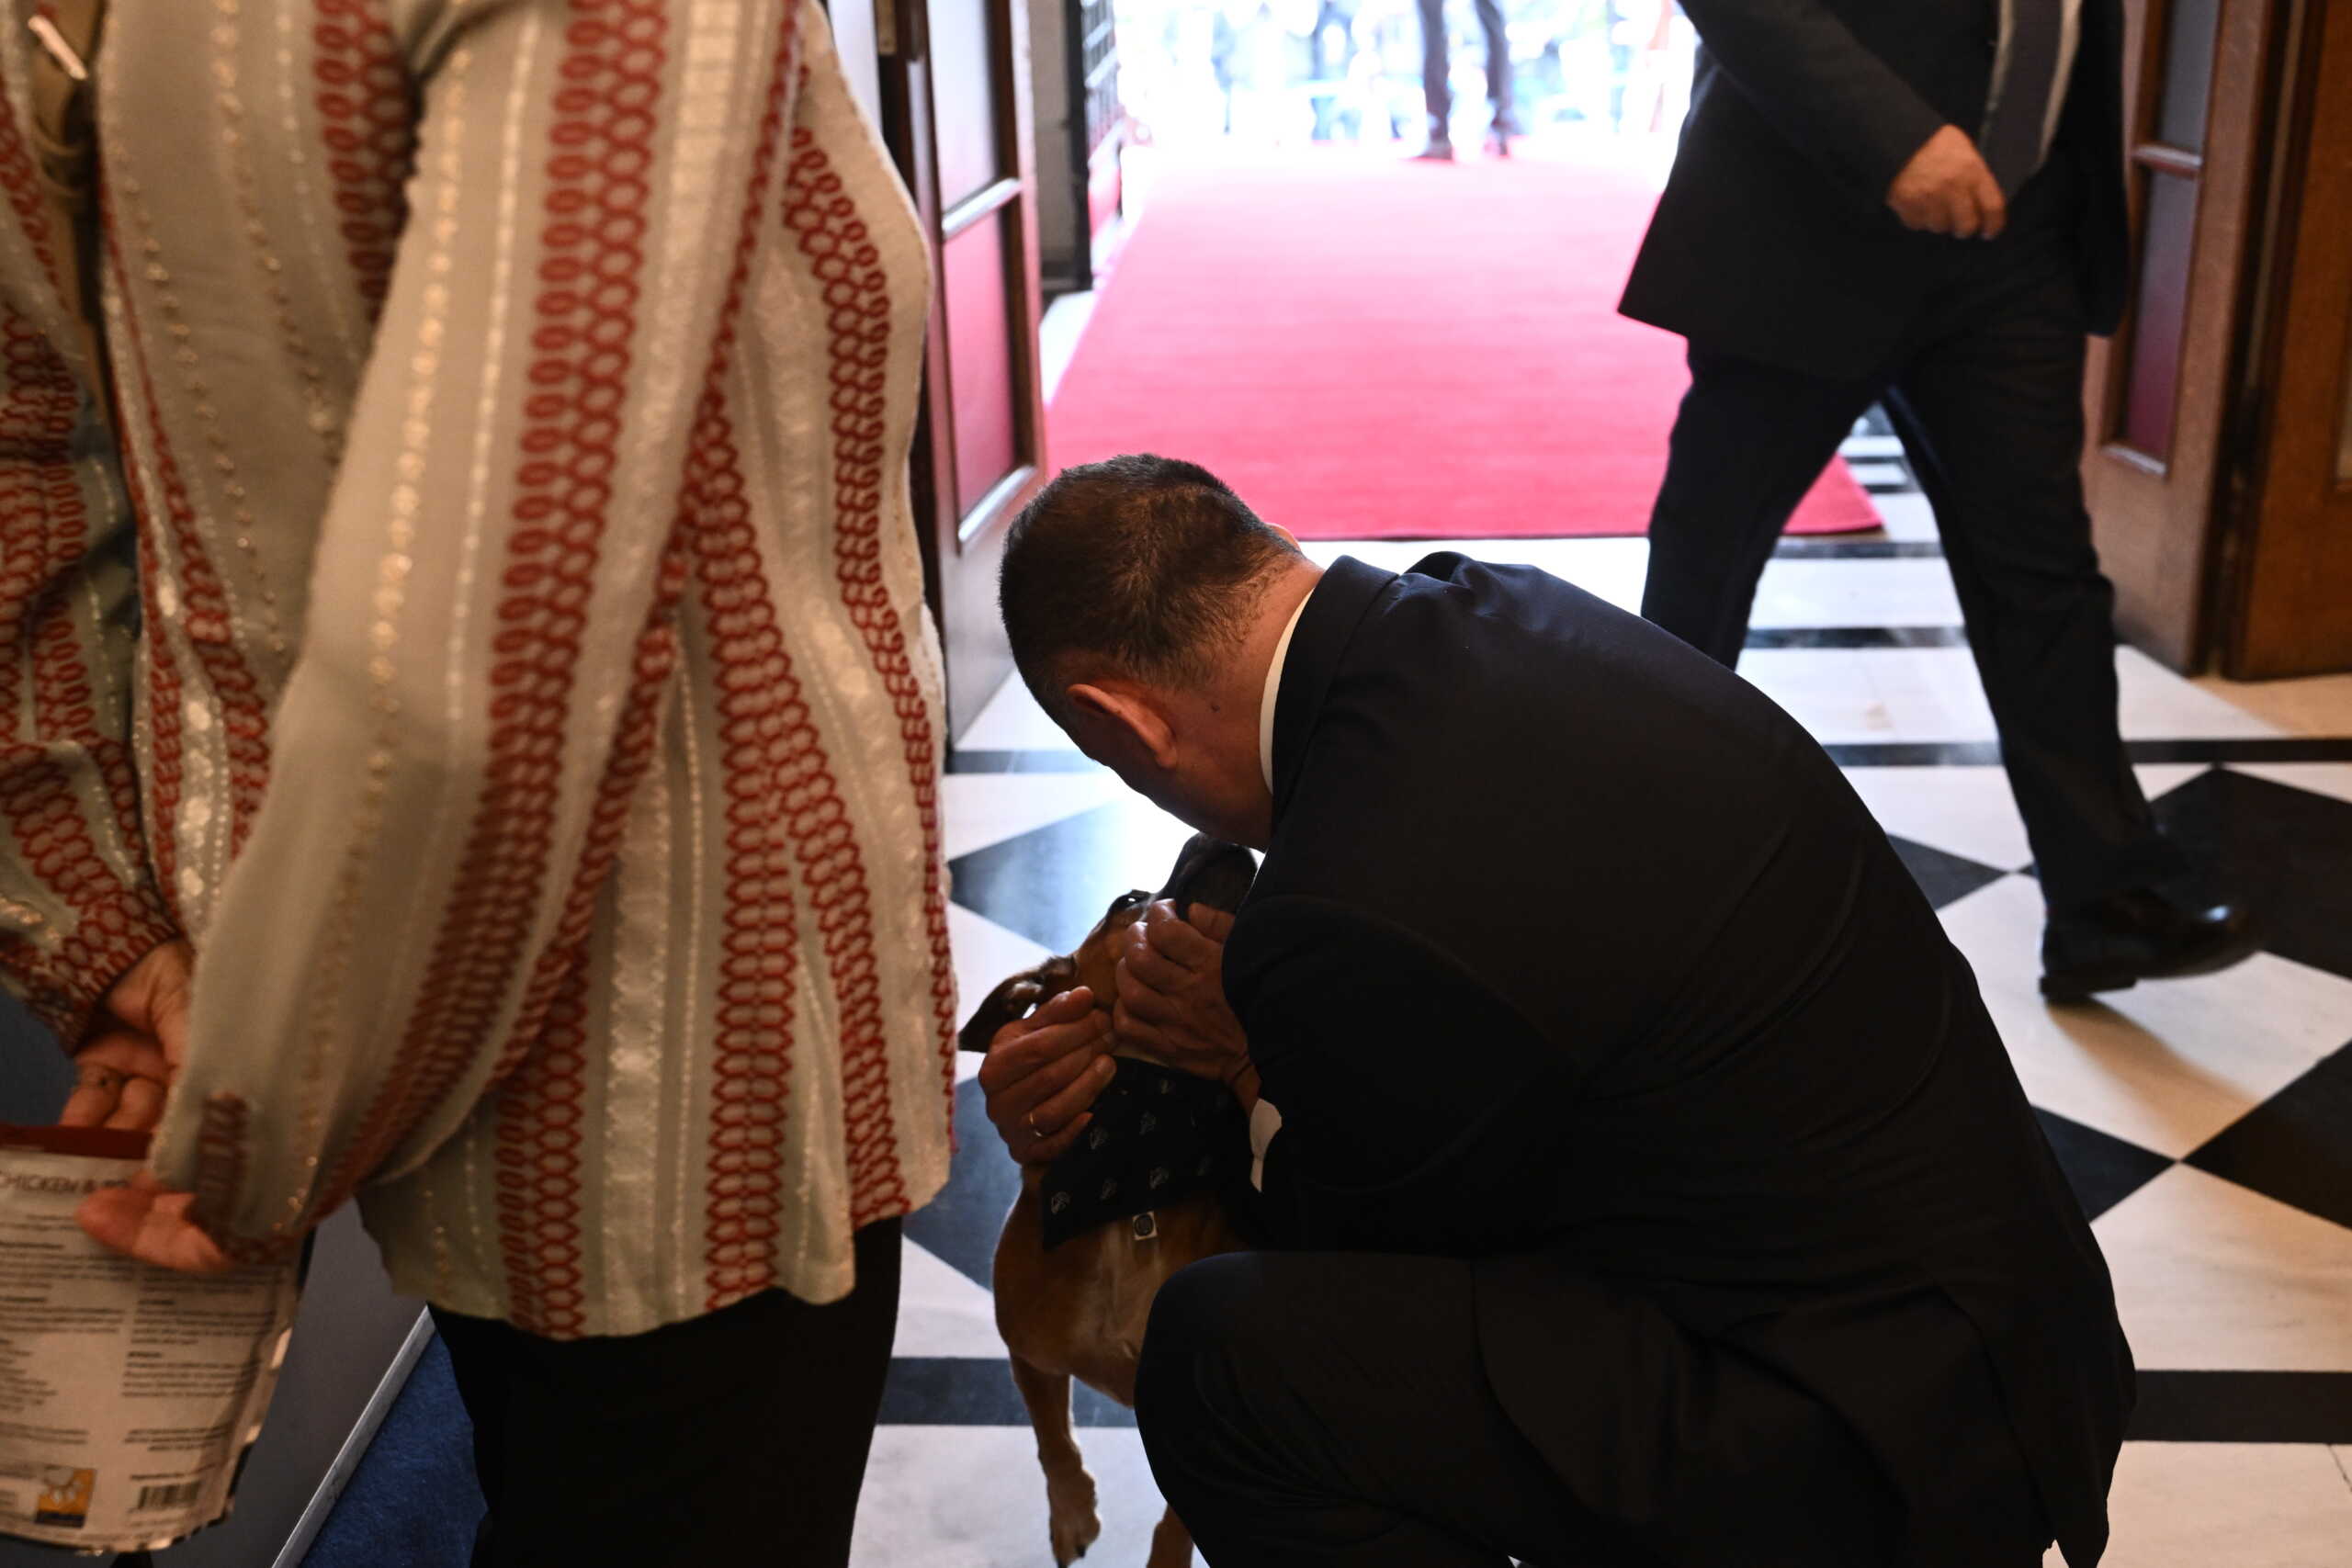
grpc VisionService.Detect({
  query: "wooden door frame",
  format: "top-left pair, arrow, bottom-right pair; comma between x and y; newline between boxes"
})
2216,0 -> 2352,676
876,0 -> 1052,740
2080,0 -> 2279,672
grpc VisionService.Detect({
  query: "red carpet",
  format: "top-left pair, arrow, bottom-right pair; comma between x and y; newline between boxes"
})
1047,148 -> 1879,540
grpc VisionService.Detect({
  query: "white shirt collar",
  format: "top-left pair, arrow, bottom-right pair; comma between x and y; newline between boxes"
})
1259,590 -> 1312,795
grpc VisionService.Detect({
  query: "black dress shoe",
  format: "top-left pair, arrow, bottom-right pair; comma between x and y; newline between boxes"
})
2041,886 -> 2261,1001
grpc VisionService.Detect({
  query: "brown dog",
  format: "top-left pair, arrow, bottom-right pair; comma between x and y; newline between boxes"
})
959,833 -> 1260,1568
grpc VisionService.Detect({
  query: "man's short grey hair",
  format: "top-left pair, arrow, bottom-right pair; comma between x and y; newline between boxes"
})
999,455 -> 1303,723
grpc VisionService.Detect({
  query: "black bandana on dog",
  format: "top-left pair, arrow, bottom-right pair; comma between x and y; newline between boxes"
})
1039,1060 -> 1250,1251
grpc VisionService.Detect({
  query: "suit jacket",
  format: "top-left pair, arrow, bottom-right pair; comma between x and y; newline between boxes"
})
1227,556 -> 2132,1567
1618,0 -> 2131,381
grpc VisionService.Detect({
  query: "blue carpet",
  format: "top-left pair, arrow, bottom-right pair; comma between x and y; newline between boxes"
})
300,1333 -> 481,1568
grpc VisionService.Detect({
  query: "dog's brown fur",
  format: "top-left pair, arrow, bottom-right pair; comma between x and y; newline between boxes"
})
959,835 -> 1259,1568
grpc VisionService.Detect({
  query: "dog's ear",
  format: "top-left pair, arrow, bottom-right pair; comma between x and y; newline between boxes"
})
957,956 -> 1079,1054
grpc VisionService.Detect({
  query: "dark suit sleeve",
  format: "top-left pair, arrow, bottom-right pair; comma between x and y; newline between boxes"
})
1676,0 -> 1951,202
1227,894 -> 1578,1258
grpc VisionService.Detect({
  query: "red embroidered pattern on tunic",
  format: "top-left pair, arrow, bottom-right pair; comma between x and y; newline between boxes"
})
782,128 -> 952,1224
311,0 -> 414,317
187,1092 -> 296,1265
0,310 -> 165,1026
101,226 -> 274,876
681,17 -> 824,1315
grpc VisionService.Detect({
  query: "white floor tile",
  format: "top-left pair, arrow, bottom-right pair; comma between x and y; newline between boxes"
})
1843,460 -> 1911,489
961,676 -> 1075,751
1938,876 -> 2352,1157
1840,766 -> 2036,869
1040,290 -> 1099,407
2040,1443 -> 2352,1568
854,1425 -> 1193,1568
2193,671 -> 2352,738
895,1236 -> 1009,1359
1748,558 -> 1963,629
943,772 -> 1125,862
1739,647 -> 2282,746
1840,434 -> 1905,460
2230,762 -> 2352,809
947,906 -> 1052,1082
1871,491 -> 1939,541
2096,1166 -> 2352,1371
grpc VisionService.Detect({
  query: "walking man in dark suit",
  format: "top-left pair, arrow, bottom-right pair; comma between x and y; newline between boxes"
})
1416,0 -> 1513,158
1623,0 -> 2256,999
983,455 -> 2132,1567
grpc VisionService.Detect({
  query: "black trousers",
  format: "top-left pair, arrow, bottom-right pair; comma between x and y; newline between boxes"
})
1132,1251 -> 2046,1568
1639,158 -> 2180,913
1417,0 -> 1510,142
429,1218 -> 901,1568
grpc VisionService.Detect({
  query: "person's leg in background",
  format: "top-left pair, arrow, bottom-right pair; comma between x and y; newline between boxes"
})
1639,344 -> 1882,666
1879,160 -> 2254,993
431,1217 -> 903,1568
1472,0 -> 1515,148
1415,0 -> 1455,156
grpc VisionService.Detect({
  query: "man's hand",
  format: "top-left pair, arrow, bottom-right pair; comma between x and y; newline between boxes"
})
978,986 -> 1118,1166
1114,901 -> 1250,1086
1886,126 -> 2007,240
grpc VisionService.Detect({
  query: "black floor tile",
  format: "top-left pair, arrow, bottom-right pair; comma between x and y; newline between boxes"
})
2185,1042 -> 2352,1231
1886,834 -> 2008,910
879,1357 -> 1137,1427
901,1080 -> 1025,1291
2153,767 -> 2352,981
2033,1107 -> 2175,1223
948,801 -> 1197,952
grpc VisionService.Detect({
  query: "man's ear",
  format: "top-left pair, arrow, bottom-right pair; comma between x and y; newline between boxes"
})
1066,682 -> 1177,772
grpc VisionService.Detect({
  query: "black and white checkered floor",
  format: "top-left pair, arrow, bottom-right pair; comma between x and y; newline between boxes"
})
863,419 -> 2352,1567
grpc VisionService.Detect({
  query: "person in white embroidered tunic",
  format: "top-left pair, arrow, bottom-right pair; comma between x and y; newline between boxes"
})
0,2 -> 954,1560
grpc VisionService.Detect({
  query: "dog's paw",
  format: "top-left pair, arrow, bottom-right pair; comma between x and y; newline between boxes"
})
1046,1472 -> 1102,1565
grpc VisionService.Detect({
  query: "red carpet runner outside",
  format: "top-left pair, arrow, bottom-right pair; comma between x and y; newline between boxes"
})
1047,148 -> 1879,540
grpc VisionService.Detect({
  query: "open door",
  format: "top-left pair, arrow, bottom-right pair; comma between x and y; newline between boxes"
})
876,0 -> 1051,739
2219,0 -> 2352,678
2077,0 -> 2279,670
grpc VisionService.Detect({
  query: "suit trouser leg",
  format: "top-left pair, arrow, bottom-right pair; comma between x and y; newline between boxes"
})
1639,346 -> 1881,666
1416,0 -> 1452,142
1473,0 -> 1510,123
430,1217 -> 902,1568
1878,231 -> 2180,911
1136,1252 -> 1634,1567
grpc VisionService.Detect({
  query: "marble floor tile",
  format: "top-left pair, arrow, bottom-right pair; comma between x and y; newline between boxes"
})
1840,764 -> 2209,874
2230,761 -> 2352,808
2096,1165 -> 2352,1371
1737,647 -> 2281,746
896,1235 -> 1010,1359
1938,879 -> 2352,1161
962,673 -> 1078,752
2193,671 -> 2352,738
853,1425 -> 1192,1568
2039,1443 -> 2352,1568
943,771 -> 1128,862
1747,558 -> 1963,629
1844,460 -> 1912,489
1040,290 -> 1099,405
1938,875 -> 2352,1157
1869,490 -> 1939,541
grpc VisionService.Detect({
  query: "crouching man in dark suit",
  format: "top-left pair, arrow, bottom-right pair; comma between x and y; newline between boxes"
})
981,454 -> 2132,1568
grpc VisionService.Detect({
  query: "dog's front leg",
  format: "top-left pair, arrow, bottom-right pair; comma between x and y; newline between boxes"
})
1011,1353 -> 1102,1565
